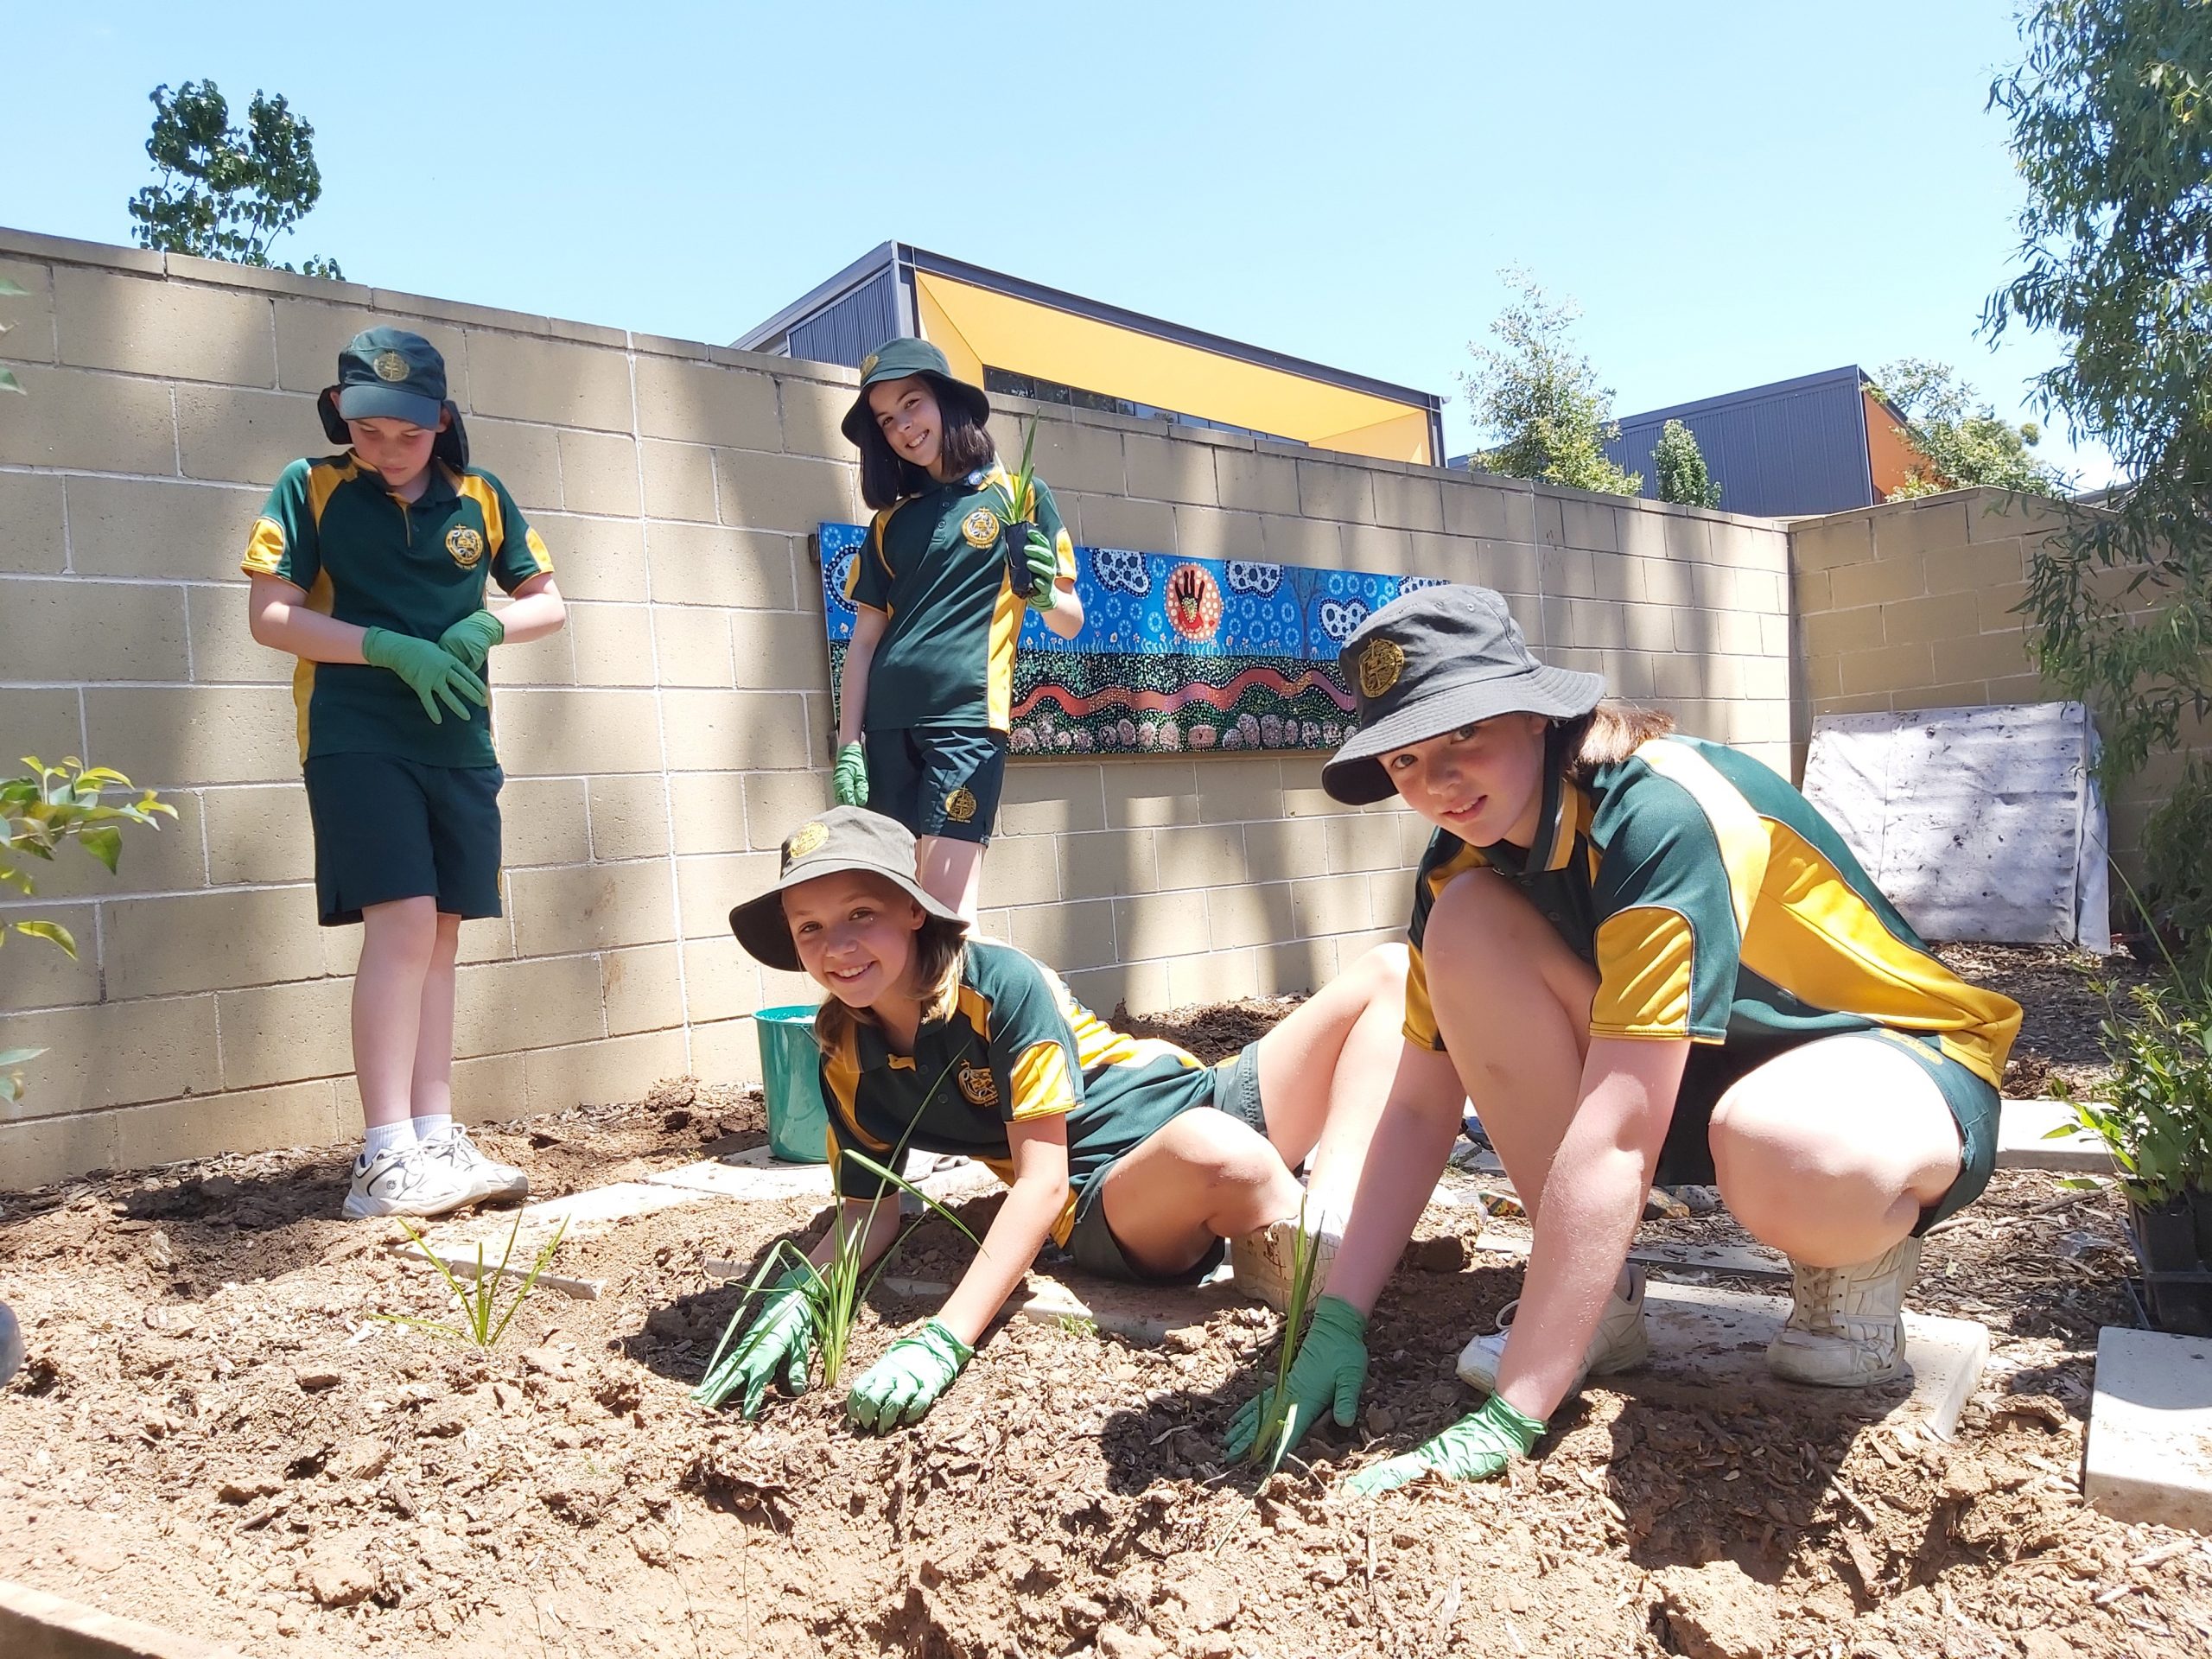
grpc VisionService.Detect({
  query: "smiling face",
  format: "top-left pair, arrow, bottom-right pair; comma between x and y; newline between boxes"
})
346,411 -> 446,492
1382,711 -> 1554,848
866,374 -> 944,475
783,870 -> 926,1010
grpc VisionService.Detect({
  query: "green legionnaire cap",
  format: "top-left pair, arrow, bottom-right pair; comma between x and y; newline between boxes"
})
330,327 -> 448,429
841,335 -> 993,446
1320,583 -> 1605,806
728,804 -> 966,972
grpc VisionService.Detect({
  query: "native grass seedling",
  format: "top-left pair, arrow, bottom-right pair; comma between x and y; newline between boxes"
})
988,418 -> 1041,594
693,1148 -> 982,1406
0,275 -> 27,395
380,1210 -> 569,1350
1243,1192 -> 1323,1478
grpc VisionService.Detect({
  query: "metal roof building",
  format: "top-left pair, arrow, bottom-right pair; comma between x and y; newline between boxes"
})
1601,365 -> 1926,518
736,243 -> 1446,467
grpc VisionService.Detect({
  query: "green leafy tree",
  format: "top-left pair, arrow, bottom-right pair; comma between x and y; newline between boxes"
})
1,758 -> 176,1106
1984,1 -> 2212,948
1461,270 -> 1641,496
128,80 -> 342,278
1869,358 -> 2071,500
1652,418 -> 1720,508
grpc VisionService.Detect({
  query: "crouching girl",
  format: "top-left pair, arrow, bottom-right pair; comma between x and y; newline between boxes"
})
710,806 -> 1439,1430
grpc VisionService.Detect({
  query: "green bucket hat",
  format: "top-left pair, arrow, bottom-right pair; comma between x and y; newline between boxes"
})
728,805 -> 966,974
1319,584 -> 1605,806
840,336 -> 993,447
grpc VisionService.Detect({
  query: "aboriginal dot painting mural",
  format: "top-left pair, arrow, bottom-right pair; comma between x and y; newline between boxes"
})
817,524 -> 1451,757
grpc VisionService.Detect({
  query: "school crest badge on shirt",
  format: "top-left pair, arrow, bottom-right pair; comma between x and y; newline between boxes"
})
446,526 -> 486,569
960,508 -> 1000,548
956,1060 -> 998,1108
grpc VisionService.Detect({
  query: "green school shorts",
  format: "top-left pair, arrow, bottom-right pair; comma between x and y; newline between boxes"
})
863,726 -> 1007,845
303,753 -> 504,926
1655,1027 -> 2000,1234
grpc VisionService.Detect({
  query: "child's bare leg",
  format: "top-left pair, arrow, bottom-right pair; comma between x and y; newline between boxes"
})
1097,1110 -> 1305,1275
409,912 -> 462,1125
914,834 -> 985,922
353,897 -> 439,1131
1709,1034 -> 1961,1267
1423,871 -> 1598,1228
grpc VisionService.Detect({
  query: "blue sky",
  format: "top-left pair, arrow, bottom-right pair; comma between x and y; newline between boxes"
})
1,1 -> 2111,486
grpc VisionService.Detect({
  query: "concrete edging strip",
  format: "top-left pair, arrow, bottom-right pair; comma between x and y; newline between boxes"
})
0,1579 -> 251,1659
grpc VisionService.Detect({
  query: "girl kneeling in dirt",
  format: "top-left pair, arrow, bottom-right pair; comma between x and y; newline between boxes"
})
714,805 -> 1440,1429
1233,584 -> 2024,1496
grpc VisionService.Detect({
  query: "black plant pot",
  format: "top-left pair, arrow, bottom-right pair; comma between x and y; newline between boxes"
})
2194,1188 -> 2212,1268
2129,1194 -> 2212,1338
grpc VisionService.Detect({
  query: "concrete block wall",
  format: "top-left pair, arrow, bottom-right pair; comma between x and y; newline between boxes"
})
1790,486 -> 2205,873
0,228 -> 1792,1186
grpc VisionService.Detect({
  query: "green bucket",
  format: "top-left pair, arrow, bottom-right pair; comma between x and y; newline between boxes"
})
756,1004 -> 830,1164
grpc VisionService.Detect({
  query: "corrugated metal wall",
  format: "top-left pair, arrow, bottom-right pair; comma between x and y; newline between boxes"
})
785,268 -> 902,369
1605,368 -> 1874,518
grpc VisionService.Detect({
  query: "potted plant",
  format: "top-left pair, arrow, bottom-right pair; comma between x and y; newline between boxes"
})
2057,963 -> 2212,1335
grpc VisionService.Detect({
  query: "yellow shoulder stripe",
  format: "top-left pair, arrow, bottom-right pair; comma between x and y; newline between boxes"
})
1592,906 -> 1699,1039
1009,1040 -> 1076,1121
1632,738 -> 1767,938
242,518 -> 287,577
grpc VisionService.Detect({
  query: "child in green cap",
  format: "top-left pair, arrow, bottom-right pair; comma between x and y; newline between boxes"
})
832,338 -> 1084,918
242,327 -> 568,1221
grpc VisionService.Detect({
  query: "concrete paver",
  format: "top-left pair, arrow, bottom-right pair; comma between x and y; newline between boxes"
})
1996,1097 -> 2111,1172
2085,1325 -> 2212,1532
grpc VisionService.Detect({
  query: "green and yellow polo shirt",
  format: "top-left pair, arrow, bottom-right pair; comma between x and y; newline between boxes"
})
1402,734 -> 2022,1089
845,466 -> 1076,733
242,454 -> 554,768
820,939 -> 1216,1243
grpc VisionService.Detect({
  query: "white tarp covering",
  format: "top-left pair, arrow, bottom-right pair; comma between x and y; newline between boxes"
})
1801,701 -> 2110,951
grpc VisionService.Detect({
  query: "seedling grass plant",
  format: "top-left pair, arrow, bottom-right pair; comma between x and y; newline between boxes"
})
380,1210 -> 569,1350
694,1063 -> 982,1408
988,418 -> 1041,592
1242,1194 -> 1323,1478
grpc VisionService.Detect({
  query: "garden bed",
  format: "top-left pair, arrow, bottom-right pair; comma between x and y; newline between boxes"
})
2,950 -> 2207,1657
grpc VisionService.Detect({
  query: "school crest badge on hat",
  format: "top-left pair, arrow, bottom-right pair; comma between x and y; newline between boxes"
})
446,526 -> 485,569
784,820 -> 830,862
372,350 -> 411,383
1358,637 -> 1405,699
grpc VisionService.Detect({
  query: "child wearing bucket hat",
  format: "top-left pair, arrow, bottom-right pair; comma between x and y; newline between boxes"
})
831,339 -> 1085,918
710,806 -> 1429,1429
1227,583 -> 2022,1496
241,327 -> 569,1222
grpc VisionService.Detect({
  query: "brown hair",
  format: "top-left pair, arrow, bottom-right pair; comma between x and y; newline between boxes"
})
810,912 -> 969,1056
1554,700 -> 1677,783
854,382 -> 998,510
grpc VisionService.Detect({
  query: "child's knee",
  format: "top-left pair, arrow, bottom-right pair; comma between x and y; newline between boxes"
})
1177,1110 -> 1285,1195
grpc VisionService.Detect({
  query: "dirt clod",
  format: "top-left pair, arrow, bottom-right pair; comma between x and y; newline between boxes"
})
1656,1559 -> 1780,1659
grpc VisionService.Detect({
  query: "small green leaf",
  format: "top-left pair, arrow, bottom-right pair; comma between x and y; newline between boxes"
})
0,1046 -> 48,1067
0,276 -> 29,297
0,367 -> 22,396
12,918 -> 78,957
77,825 -> 123,873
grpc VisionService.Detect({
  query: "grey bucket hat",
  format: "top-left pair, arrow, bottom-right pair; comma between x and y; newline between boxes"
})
728,805 -> 965,974
1319,584 -> 1605,805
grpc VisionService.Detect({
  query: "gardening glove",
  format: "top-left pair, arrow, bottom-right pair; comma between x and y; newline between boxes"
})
361,626 -> 487,725
436,608 -> 505,673
1341,1392 -> 1545,1497
832,741 -> 869,807
847,1318 -> 972,1431
1224,1294 -> 1369,1463
1007,522 -> 1058,609
691,1270 -> 817,1417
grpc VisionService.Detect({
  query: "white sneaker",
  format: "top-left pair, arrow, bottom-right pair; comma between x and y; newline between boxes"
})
1767,1237 -> 1919,1387
341,1143 -> 477,1221
1231,1209 -> 1341,1313
1457,1264 -> 1651,1395
416,1123 -> 529,1205
0,1301 -> 22,1388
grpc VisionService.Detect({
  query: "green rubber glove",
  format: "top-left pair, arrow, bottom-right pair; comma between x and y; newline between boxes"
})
1008,523 -> 1058,609
1224,1294 -> 1369,1462
360,626 -> 487,725
832,741 -> 869,807
436,608 -> 505,673
847,1319 -> 972,1431
690,1270 -> 817,1417
1342,1392 -> 1546,1497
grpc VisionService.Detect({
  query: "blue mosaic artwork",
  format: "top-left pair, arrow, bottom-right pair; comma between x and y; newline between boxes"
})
817,524 -> 1452,756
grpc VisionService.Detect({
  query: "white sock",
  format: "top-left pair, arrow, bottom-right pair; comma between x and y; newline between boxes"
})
411,1113 -> 454,1141
363,1120 -> 415,1160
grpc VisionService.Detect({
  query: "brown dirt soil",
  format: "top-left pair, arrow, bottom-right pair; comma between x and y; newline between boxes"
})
3,952 -> 2208,1657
